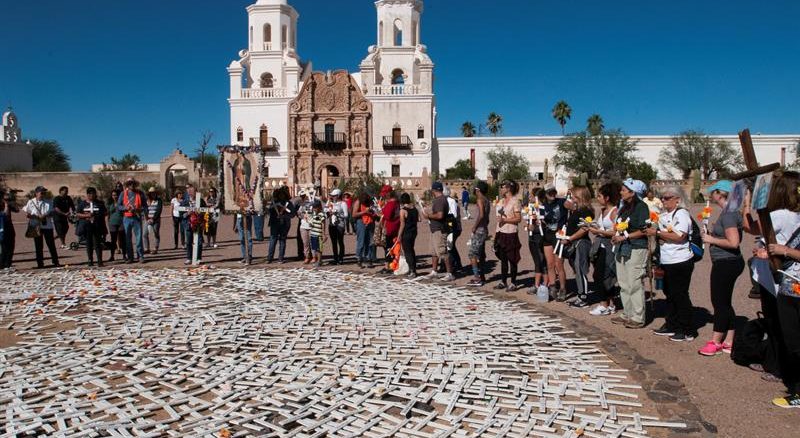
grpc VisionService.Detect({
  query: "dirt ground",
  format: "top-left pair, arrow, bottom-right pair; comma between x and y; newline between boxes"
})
2,203 -> 798,437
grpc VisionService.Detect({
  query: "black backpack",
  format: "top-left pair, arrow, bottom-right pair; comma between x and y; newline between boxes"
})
731,312 -> 771,368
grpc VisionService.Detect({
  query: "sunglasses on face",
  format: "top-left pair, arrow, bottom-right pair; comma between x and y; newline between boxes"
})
660,196 -> 675,201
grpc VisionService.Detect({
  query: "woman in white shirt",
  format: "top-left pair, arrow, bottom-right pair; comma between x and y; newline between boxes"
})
756,172 -> 800,408
23,186 -> 60,268
170,190 -> 185,249
646,186 -> 696,342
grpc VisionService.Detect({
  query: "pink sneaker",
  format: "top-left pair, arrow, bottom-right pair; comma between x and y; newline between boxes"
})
698,341 -> 723,356
722,343 -> 733,354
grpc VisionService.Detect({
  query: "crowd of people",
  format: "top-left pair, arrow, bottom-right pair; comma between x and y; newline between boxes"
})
2,173 -> 800,408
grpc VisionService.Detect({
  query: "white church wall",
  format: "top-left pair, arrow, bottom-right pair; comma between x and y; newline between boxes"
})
230,100 -> 291,178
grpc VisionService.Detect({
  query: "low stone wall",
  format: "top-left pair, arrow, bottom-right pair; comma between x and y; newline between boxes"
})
0,171 -> 160,195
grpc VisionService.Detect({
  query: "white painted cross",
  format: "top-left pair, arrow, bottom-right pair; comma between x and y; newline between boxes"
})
176,192 -> 219,265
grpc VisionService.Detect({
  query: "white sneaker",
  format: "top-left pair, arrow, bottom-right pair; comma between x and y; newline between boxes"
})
440,273 -> 456,282
423,271 -> 439,280
589,305 -> 614,316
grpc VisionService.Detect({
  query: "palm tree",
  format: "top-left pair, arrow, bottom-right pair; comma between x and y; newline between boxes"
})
551,100 -> 572,135
486,112 -> 503,136
460,121 -> 477,137
586,114 -> 604,136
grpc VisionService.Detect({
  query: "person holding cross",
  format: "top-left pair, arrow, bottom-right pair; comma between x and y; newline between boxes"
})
119,178 -> 146,264
76,187 -> 108,267
180,183 -> 207,265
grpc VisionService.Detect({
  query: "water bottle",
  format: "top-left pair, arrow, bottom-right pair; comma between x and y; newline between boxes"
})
536,284 -> 549,303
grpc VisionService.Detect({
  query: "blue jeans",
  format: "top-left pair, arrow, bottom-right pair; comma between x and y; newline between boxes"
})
237,216 -> 254,260
355,220 -> 374,262
184,223 -> 203,261
123,216 -> 144,260
253,213 -> 265,241
268,222 -> 289,261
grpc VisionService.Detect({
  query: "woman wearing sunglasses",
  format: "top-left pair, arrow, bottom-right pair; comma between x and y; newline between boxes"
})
646,186 -> 697,341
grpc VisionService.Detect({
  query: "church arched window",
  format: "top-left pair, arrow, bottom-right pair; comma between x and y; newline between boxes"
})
379,21 -> 384,46
391,69 -> 405,85
393,19 -> 403,46
281,25 -> 288,50
412,21 -> 418,46
260,72 -> 274,88
263,24 -> 271,42
236,127 -> 244,143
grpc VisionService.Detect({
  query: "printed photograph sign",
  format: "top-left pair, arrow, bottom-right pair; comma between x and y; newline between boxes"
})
218,145 -> 265,215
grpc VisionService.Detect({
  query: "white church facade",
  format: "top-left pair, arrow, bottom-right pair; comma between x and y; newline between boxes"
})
227,0 -> 800,189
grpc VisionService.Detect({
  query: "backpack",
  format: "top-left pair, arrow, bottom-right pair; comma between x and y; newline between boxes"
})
731,312 -> 771,368
674,208 -> 704,263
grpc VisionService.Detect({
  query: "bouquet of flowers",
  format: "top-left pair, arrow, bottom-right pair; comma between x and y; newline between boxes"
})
698,201 -> 712,248
188,211 -> 205,233
612,218 -> 630,253
647,211 -> 659,227
579,215 -> 598,229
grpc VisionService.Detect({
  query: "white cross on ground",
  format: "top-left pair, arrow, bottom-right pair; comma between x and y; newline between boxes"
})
176,192 -> 220,265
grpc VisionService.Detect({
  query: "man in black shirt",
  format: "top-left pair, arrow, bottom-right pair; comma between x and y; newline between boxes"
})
52,186 -> 74,249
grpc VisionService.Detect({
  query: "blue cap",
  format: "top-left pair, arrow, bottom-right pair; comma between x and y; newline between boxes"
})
706,180 -> 733,194
622,178 -> 647,197
431,181 -> 444,192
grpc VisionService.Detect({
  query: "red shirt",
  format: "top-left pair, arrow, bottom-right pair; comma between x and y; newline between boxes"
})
382,199 -> 400,237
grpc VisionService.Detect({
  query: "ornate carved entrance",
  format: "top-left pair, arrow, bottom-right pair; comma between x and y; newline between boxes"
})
288,70 -> 372,191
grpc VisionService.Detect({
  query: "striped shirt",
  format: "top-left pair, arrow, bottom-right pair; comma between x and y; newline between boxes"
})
309,212 -> 326,237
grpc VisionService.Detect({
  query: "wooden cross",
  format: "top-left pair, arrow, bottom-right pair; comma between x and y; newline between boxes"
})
730,128 -> 782,270
176,192 -> 219,265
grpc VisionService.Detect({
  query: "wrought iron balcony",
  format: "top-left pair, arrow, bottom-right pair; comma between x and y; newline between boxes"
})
313,132 -> 346,150
383,135 -> 413,151
249,137 -> 280,151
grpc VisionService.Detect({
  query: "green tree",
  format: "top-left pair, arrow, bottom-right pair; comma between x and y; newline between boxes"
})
486,112 -> 503,136
627,160 -> 658,185
460,121 -> 477,137
29,139 -> 71,171
486,146 -> 530,182
192,153 -> 219,176
791,140 -> 800,169
586,114 -> 604,136
552,100 -> 572,135
554,129 -> 639,180
105,153 -> 142,171
658,130 -> 744,179
444,159 -> 476,180
140,181 -> 167,201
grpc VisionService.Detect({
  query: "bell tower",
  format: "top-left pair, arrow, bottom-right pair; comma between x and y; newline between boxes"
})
360,0 -> 435,179
228,0 -> 311,181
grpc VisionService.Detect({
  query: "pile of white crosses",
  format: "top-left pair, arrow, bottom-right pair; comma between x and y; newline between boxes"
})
0,268 -> 686,437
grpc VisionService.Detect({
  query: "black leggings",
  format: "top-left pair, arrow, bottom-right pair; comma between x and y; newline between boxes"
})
172,216 -> 184,247
329,226 -> 345,262
592,240 -> 616,302
710,257 -> 745,333
777,294 -> 800,394
401,232 -> 417,274
528,234 -> 546,274
497,253 -> 518,285
662,260 -> 695,333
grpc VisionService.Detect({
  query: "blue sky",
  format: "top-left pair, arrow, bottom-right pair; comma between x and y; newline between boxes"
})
3,0 -> 798,170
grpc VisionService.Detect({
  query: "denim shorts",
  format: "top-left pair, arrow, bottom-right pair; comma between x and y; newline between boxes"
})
310,235 -> 321,252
